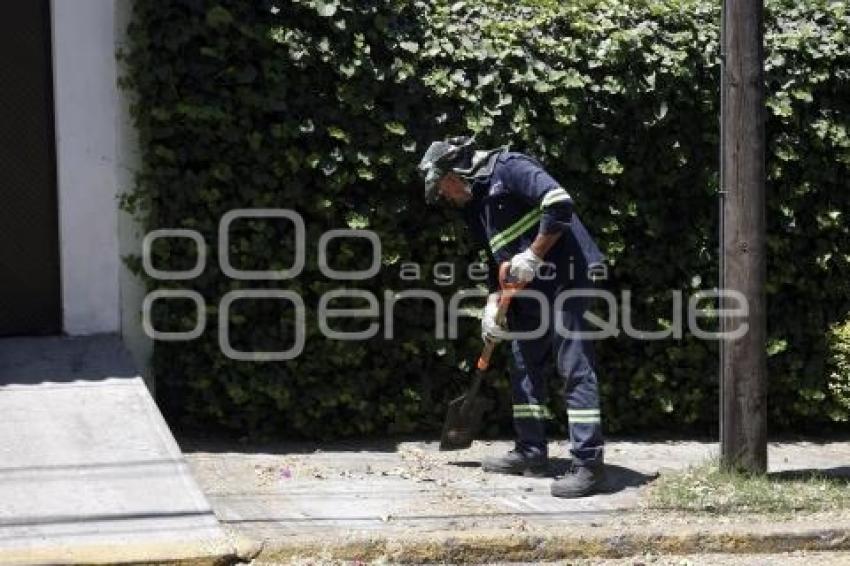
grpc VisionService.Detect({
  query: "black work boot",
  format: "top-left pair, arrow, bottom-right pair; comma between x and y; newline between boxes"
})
550,464 -> 605,498
481,449 -> 548,477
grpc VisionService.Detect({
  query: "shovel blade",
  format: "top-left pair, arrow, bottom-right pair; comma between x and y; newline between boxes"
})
439,393 -> 491,451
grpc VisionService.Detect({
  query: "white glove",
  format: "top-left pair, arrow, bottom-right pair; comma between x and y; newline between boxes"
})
481,293 -> 508,343
509,248 -> 543,283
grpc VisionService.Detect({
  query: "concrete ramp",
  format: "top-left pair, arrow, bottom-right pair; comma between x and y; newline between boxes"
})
0,335 -> 246,565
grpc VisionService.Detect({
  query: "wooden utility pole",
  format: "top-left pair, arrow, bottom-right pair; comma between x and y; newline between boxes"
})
719,0 -> 767,473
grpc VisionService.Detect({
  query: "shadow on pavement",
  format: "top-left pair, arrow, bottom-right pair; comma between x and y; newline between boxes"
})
445,460 -> 480,468
600,463 -> 660,493
445,457 -> 658,493
0,335 -> 138,385
178,436 -> 415,455
549,460 -> 661,493
769,466 -> 850,481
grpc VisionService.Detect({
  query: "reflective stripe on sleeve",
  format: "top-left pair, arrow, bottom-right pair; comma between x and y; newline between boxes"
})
489,209 -> 542,253
540,187 -> 571,208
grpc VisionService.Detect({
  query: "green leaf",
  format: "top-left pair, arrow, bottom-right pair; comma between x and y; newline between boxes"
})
598,156 -> 624,176
346,212 -> 370,229
206,6 -> 233,27
327,126 -> 350,143
314,0 -> 338,17
384,122 -> 406,136
478,72 -> 497,87
399,41 -> 420,53
768,339 -> 789,356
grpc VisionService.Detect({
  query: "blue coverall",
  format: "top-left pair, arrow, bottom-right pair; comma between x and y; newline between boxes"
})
463,151 -> 606,467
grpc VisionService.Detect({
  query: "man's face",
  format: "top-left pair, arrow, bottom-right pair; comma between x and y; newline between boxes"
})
436,173 -> 472,207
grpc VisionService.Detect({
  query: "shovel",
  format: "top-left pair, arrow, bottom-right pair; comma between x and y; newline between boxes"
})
440,263 -> 525,451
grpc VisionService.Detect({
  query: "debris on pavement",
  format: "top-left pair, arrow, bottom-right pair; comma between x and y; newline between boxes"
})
182,439 -> 850,564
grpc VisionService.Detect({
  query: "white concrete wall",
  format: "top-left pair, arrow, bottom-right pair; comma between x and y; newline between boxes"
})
51,0 -> 121,335
50,0 -> 152,380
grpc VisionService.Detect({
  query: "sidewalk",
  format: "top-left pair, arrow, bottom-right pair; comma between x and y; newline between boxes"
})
183,438 -> 850,563
0,336 -> 244,566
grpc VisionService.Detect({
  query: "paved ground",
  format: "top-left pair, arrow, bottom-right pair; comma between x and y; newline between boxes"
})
4,334 -> 849,564
183,437 -> 850,562
0,335 -> 239,565
250,551 -> 850,565
575,552 -> 850,565
183,439 -> 699,536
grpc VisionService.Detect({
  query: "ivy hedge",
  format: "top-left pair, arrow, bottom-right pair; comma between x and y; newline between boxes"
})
121,0 -> 850,438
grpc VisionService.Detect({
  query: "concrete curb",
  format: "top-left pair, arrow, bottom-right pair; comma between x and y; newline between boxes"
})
0,534 -> 262,566
252,525 -> 850,563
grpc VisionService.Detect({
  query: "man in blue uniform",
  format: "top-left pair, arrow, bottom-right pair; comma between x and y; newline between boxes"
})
419,136 -> 606,498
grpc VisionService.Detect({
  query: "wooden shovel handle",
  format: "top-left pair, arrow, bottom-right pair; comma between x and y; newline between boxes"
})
476,262 -> 527,371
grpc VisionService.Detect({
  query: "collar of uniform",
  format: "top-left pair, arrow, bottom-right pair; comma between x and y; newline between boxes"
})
457,146 -> 508,183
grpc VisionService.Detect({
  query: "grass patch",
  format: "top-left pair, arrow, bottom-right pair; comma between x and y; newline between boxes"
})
645,459 -> 850,515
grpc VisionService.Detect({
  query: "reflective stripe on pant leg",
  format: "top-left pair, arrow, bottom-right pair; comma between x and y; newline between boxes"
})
514,404 -> 553,420
567,408 -> 601,424
555,293 -> 604,466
